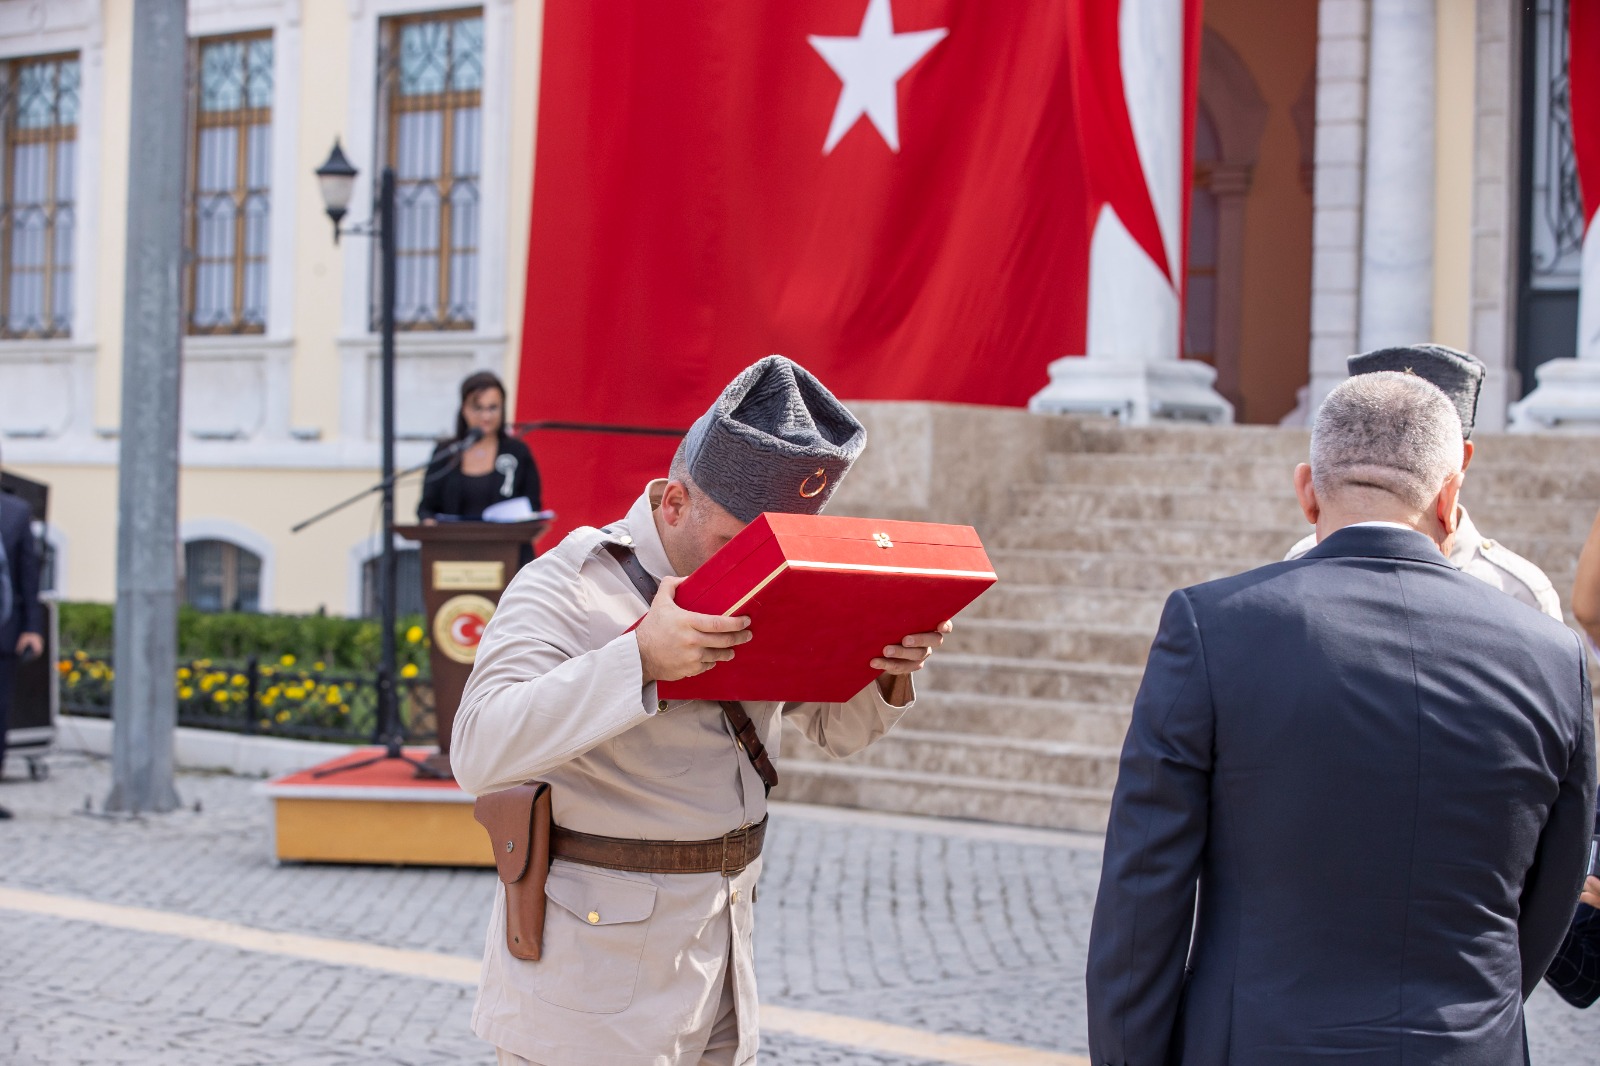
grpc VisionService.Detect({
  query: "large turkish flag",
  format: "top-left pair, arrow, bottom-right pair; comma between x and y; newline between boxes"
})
517,0 -> 1195,534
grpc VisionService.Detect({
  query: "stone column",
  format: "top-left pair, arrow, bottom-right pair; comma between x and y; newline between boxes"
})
1513,220 -> 1600,429
1467,0 -> 1524,432
1357,0 -> 1437,350
1029,0 -> 1233,425
1286,0 -> 1370,424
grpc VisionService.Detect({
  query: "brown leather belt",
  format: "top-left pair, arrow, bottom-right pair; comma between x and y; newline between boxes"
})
551,816 -> 767,876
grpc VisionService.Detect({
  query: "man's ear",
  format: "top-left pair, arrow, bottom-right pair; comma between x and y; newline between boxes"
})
1436,470 -> 1465,534
1293,464 -> 1319,527
658,480 -> 690,528
1460,439 -> 1475,473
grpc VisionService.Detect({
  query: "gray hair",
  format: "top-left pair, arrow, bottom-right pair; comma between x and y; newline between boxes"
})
1311,371 -> 1464,511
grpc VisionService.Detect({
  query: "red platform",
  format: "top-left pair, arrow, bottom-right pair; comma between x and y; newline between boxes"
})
261,748 -> 492,867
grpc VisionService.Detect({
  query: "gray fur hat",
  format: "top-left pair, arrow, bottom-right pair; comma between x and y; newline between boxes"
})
679,355 -> 866,523
1348,344 -> 1486,439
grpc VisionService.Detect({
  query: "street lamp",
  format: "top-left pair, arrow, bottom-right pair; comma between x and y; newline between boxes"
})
312,140 -> 430,777
314,139 -> 358,243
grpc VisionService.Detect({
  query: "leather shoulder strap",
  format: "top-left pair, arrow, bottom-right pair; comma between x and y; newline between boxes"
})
604,540 -> 660,603
603,539 -> 778,795
718,698 -> 779,795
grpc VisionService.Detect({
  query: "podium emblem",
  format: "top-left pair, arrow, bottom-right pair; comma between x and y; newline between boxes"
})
433,594 -> 498,664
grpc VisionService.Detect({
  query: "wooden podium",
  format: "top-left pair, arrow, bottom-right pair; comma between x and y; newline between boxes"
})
395,520 -> 548,778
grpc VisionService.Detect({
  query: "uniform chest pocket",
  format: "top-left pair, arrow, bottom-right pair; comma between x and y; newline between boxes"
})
532,863 -> 658,1014
609,703 -> 705,778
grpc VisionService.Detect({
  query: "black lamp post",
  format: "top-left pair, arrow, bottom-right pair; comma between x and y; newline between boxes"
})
312,140 -> 432,777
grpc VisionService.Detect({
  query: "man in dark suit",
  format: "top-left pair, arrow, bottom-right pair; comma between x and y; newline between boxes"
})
0,449 -> 44,820
1086,371 -> 1596,1065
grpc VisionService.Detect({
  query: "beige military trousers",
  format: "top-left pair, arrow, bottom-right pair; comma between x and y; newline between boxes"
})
494,964 -> 741,1066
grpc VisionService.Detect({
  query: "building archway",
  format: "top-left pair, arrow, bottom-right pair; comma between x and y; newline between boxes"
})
1187,27 -> 1269,416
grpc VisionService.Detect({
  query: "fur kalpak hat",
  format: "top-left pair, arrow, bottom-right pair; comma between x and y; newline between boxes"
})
1347,344 -> 1486,439
681,355 -> 867,523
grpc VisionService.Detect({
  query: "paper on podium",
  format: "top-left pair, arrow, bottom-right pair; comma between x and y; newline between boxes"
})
655,513 -> 997,703
480,497 -> 556,523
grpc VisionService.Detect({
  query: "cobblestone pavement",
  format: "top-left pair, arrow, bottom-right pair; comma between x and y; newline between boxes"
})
2,753 -> 1598,1063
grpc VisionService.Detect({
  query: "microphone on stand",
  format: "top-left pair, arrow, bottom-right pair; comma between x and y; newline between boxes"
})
420,427 -> 487,487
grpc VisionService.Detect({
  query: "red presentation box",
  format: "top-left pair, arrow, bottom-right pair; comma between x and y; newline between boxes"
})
656,513 -> 997,703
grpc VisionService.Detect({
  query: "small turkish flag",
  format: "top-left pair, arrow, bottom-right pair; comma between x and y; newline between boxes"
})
518,0 -> 1189,534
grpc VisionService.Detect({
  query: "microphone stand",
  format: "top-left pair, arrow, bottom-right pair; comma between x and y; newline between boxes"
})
289,429 -> 484,780
288,432 -> 482,536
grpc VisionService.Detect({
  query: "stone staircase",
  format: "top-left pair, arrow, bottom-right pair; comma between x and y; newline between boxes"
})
773,416 -> 1600,833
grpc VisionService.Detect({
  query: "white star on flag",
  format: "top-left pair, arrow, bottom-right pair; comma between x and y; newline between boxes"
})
809,0 -> 948,155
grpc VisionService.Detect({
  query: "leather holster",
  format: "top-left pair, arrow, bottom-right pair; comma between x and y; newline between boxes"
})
473,782 -> 551,961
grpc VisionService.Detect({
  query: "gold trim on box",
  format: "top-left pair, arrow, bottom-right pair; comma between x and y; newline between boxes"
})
434,560 -> 504,591
723,560 -> 996,615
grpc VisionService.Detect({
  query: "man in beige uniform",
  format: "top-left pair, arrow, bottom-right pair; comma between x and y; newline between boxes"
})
452,356 -> 951,1066
1285,344 -> 1562,621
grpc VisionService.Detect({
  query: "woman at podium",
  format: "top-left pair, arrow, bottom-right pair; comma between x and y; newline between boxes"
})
418,371 -> 542,524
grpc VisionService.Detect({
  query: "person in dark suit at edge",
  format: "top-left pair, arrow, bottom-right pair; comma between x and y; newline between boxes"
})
1542,501 -> 1600,1009
1086,371 -> 1596,1065
0,443 -> 44,820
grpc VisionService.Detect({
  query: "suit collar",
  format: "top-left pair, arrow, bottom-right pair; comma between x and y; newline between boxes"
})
1301,523 -> 1458,569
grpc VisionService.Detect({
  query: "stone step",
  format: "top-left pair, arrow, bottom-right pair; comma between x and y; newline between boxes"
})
771,759 -> 1113,834
782,724 -> 1124,791
948,618 -> 1153,667
989,521 -> 1305,560
1044,452 -> 1301,494
989,548 -> 1261,590
1060,422 -> 1599,468
1455,501 -> 1597,540
1009,484 -> 1307,527
909,692 -> 1133,747
1041,450 -> 1600,503
920,653 -> 1145,705
1067,421 -> 1310,459
964,584 -> 1170,628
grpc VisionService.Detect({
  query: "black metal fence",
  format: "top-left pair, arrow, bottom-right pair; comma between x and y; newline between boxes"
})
59,653 -> 436,746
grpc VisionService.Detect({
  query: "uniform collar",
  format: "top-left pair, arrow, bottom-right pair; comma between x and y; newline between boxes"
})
618,480 -> 676,580
1448,505 -> 1482,568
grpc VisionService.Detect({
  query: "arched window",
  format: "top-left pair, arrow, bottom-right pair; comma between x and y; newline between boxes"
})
361,548 -> 425,618
184,538 -> 262,613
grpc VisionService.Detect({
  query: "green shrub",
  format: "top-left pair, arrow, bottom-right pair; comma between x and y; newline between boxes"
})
57,602 -> 430,673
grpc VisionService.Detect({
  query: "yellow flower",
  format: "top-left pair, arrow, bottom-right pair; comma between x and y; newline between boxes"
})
74,650 -> 87,661
213,691 -> 229,704
406,625 -> 423,644
285,686 -> 306,700
260,665 -> 275,678
176,667 -> 191,680
195,658 -> 212,668
338,705 -> 349,715
178,686 -> 194,699
67,671 -> 81,683
280,654 -> 296,667
313,661 -> 326,671
400,663 -> 419,679
275,710 -> 291,723
231,674 -> 247,688
326,686 -> 343,704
